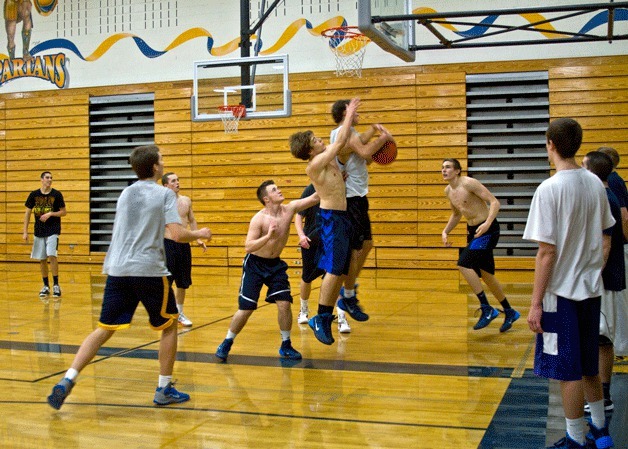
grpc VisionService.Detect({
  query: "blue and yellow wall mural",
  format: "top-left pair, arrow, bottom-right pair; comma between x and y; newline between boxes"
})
1,2 -> 626,90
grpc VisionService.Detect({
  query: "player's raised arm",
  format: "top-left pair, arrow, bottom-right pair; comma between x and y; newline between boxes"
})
288,191 -> 319,214
330,98 -> 360,155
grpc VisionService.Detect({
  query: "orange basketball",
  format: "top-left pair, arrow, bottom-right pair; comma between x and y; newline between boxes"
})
372,139 -> 397,165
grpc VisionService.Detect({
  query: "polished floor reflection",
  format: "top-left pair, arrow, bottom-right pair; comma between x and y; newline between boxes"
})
0,262 -> 625,448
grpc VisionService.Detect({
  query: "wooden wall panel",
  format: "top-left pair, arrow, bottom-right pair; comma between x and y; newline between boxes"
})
4,94 -> 90,263
415,72 -> 466,256
0,56 -> 626,278
0,99 -> 5,260
549,63 -> 628,174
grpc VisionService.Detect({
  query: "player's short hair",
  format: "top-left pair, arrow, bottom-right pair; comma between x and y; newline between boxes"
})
546,118 -> 582,159
584,151 -> 613,182
331,99 -> 350,124
442,158 -> 462,175
40,171 -> 51,179
161,172 -> 175,186
290,131 -> 314,161
129,145 -> 160,179
257,180 -> 275,205
598,146 -> 620,168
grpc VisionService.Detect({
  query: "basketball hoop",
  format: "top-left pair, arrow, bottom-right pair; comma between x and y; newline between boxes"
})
218,104 -> 246,133
321,26 -> 370,78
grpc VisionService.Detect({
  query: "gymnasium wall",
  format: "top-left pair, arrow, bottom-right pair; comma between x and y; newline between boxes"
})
1,55 -> 627,284
0,1 -> 625,93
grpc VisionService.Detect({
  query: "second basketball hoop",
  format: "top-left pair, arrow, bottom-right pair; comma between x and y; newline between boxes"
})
321,26 -> 370,78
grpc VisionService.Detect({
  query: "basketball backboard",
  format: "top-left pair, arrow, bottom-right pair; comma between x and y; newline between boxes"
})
358,0 -> 415,62
191,54 -> 291,122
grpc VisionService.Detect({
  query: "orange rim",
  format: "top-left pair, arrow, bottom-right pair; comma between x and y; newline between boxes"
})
321,26 -> 369,40
218,105 -> 246,118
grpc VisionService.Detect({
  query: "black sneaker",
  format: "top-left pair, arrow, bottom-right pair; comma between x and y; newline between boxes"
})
215,338 -> 234,362
308,313 -> 335,345
473,305 -> 499,330
39,286 -> 50,297
53,285 -> 61,298
337,296 -> 369,322
279,339 -> 302,360
47,378 -> 74,410
499,308 -> 520,332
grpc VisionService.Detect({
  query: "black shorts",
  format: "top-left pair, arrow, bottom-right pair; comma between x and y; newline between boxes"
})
238,254 -> 293,310
99,276 -> 178,330
164,239 -> 192,289
346,195 -> 372,250
301,234 -> 325,283
457,220 -> 500,277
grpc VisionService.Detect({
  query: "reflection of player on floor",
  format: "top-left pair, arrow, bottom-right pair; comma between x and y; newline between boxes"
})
162,172 -> 210,327
441,158 -> 520,332
215,180 -> 319,362
4,0 -> 33,60
330,99 -> 392,333
47,145 -> 212,410
524,118 -> 615,449
294,183 -> 325,325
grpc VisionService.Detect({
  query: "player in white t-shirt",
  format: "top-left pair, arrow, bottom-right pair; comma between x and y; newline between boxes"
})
524,118 -> 615,449
329,99 -> 391,333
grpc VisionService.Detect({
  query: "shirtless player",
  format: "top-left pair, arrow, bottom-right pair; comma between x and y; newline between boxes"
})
441,158 -> 520,332
290,98 -> 390,345
215,180 -> 319,361
162,172 -> 209,327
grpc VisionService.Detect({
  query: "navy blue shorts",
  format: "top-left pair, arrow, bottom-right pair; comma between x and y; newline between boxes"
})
301,237 -> 325,283
99,276 -> 178,330
317,208 -> 351,276
457,220 -> 500,276
346,195 -> 372,250
164,239 -> 192,289
534,295 -> 601,381
238,254 -> 292,310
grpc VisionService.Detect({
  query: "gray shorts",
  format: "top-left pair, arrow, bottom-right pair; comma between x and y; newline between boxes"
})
31,235 -> 59,260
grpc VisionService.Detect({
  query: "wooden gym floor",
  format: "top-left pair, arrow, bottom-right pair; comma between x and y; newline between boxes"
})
0,262 -> 625,449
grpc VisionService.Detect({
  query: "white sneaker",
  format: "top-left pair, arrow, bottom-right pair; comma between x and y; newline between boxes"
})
297,310 -> 309,324
177,311 -> 192,327
338,316 -> 351,333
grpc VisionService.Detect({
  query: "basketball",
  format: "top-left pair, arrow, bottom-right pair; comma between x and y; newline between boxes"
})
372,139 -> 397,165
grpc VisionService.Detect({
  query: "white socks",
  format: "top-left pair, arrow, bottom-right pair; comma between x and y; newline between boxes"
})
588,399 -> 606,429
158,375 -> 172,388
64,368 -> 79,382
565,417 -> 585,445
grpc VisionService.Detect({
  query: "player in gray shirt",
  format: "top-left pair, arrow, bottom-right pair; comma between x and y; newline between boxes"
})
47,145 -> 212,410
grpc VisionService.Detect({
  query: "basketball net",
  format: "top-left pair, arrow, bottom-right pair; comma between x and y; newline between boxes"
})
218,105 -> 246,133
322,27 -> 370,78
